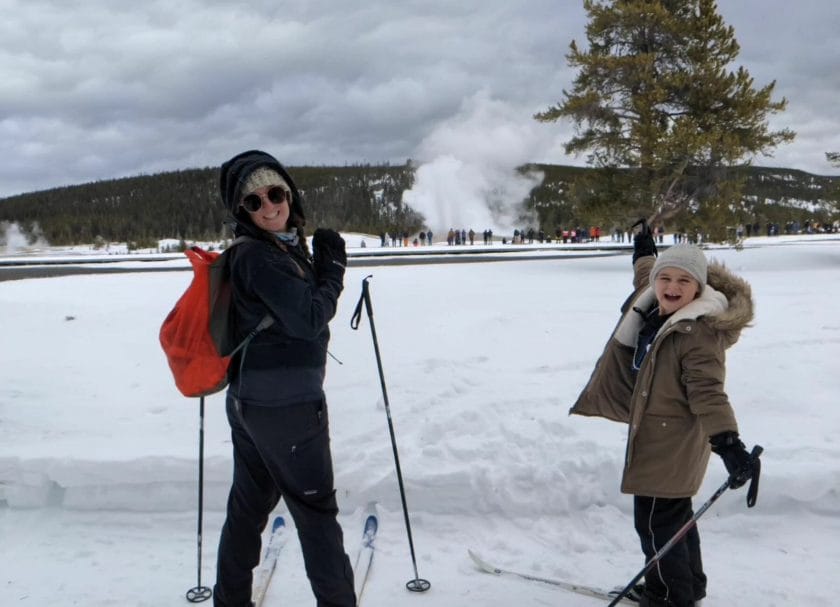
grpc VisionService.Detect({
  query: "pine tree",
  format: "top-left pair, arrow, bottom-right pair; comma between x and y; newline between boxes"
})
536,0 -> 795,236
827,153 -> 840,216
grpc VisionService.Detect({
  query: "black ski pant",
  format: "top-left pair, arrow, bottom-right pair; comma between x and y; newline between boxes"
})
214,395 -> 356,607
634,495 -> 706,607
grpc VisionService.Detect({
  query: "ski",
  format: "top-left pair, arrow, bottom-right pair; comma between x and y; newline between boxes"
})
252,516 -> 288,607
353,502 -> 379,604
468,549 -> 637,605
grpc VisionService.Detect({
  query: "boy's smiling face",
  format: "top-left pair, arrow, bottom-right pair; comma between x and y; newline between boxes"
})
654,267 -> 701,315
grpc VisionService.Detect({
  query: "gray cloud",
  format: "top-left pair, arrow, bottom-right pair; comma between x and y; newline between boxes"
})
0,0 -> 837,198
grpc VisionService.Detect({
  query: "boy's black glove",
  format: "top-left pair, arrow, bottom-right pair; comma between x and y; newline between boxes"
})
632,218 -> 657,262
710,431 -> 755,489
312,228 -> 347,280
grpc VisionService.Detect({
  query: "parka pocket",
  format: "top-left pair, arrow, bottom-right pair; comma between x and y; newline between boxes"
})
637,414 -> 694,449
630,413 -> 707,494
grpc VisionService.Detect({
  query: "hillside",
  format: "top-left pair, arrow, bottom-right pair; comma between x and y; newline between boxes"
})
0,163 -> 837,246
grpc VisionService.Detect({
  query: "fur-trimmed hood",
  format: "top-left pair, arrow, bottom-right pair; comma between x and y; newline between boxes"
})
615,259 -> 753,351
702,260 -> 754,343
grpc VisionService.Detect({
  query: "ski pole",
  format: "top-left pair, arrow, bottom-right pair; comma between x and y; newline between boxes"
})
351,275 -> 431,593
608,445 -> 763,607
186,396 -> 212,603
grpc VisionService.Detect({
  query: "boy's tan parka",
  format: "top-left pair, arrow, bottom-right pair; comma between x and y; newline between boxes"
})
570,256 -> 754,498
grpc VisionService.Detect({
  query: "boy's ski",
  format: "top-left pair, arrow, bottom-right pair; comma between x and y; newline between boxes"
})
252,516 -> 288,607
353,502 -> 379,604
468,549 -> 637,605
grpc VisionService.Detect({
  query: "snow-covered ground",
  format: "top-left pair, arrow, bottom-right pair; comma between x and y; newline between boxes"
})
1,235 -> 839,606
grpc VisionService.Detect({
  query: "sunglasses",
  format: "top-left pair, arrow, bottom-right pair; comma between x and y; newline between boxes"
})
241,186 -> 291,213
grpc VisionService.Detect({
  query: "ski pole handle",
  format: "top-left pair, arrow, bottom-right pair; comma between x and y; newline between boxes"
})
362,275 -> 374,317
746,445 -> 763,508
350,275 -> 374,330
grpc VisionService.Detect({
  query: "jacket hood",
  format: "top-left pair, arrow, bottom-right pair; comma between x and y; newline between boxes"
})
218,150 -> 306,233
703,260 -> 754,342
615,259 -> 753,349
661,259 -> 753,348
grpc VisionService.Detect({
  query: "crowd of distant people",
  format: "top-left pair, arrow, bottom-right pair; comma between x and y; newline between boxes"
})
378,230 -> 433,247
736,220 -> 838,238
375,218 -> 838,248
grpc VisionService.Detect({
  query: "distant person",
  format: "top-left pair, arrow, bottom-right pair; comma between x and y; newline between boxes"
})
570,227 -> 761,607
215,150 -> 355,607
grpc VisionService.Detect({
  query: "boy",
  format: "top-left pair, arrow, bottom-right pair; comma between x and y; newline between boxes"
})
571,224 -> 760,607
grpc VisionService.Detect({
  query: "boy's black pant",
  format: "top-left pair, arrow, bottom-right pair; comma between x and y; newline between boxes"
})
634,496 -> 706,607
214,395 -> 356,607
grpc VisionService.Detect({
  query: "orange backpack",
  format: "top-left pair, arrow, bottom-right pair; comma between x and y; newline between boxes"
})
159,238 -> 273,397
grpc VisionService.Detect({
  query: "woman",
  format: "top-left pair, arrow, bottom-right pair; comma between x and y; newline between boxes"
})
214,150 -> 355,607
570,227 -> 760,607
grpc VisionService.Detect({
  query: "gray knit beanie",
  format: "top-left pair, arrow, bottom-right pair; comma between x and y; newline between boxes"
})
650,244 -> 708,292
241,167 -> 289,198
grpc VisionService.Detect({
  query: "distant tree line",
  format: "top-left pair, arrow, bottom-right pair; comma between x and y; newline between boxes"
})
0,162 -> 837,247
0,164 -> 424,247
526,164 -> 839,240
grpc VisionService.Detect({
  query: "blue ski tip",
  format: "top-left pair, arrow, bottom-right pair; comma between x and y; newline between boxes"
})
271,516 -> 285,532
364,514 -> 378,534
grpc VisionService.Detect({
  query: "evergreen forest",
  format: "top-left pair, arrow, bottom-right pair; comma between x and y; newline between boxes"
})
0,163 -> 837,248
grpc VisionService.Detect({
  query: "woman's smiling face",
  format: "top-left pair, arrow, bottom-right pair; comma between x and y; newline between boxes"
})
654,267 -> 701,314
241,185 -> 290,232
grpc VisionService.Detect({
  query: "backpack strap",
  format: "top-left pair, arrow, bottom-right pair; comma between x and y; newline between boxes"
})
210,236 -> 274,355
229,314 -> 275,357
225,236 -> 275,336
229,235 -> 253,248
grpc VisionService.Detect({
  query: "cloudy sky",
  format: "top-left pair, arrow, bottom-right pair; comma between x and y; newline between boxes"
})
1,0 -> 838,198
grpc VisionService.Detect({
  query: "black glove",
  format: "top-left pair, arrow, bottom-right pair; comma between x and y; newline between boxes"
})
632,218 -> 657,263
710,431 -> 755,489
312,228 -> 347,280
